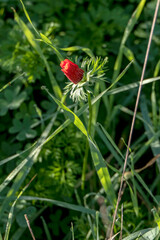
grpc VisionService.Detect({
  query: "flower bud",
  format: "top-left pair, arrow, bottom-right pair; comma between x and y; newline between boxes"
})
60,59 -> 84,84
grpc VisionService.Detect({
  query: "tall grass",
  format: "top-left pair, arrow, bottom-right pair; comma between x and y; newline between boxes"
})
0,0 -> 160,239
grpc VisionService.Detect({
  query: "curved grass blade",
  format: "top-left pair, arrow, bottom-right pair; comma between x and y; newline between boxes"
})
0,113 -> 57,219
113,0 -> 146,81
41,217 -> 52,240
122,227 -> 159,240
19,0 -> 39,35
134,172 -> 159,206
13,9 -> 62,100
42,86 -> 116,206
0,142 -> 36,166
19,0 -> 64,63
18,196 -> 96,215
123,46 -> 141,75
140,95 -> 160,171
0,73 -> 24,93
61,46 -> 94,58
96,123 -> 124,164
39,33 -> 64,62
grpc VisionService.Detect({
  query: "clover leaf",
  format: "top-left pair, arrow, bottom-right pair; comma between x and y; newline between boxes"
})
40,99 -> 57,115
9,114 -> 37,141
15,101 -> 38,119
0,85 -> 27,116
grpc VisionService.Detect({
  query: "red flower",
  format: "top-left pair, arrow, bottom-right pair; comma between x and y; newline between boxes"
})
60,59 -> 84,84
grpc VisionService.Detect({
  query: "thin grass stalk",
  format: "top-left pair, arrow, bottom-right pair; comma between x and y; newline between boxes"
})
24,214 -> 36,240
41,217 -> 52,240
70,222 -> 75,240
109,0 -> 160,238
81,93 -> 92,190
119,204 -> 123,240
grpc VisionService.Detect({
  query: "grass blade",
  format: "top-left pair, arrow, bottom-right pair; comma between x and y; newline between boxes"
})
61,46 -> 94,58
122,227 -> 159,240
96,123 -> 124,164
113,0 -> 146,81
13,9 -> 62,99
18,196 -> 96,215
42,86 -> 116,206
4,175 -> 36,240
0,73 -> 24,92
135,172 -> 159,206
140,95 -> 160,170
41,217 -> 52,240
0,142 -> 36,166
70,222 -> 75,240
0,113 -> 57,219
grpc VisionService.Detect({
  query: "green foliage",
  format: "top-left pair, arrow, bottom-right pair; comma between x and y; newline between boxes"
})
1,0 -> 160,239
0,85 -> 27,116
64,57 -> 108,102
16,206 -> 37,228
26,124 -> 84,198
9,114 -> 37,141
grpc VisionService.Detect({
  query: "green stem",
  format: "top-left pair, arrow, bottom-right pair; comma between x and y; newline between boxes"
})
81,93 -> 92,190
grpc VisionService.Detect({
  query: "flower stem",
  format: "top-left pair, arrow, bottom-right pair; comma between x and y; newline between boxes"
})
81,93 -> 92,190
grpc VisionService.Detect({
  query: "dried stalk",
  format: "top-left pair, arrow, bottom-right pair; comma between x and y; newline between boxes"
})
109,0 -> 160,239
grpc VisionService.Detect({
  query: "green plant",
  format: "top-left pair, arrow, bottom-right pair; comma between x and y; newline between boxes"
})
1,0 -> 160,239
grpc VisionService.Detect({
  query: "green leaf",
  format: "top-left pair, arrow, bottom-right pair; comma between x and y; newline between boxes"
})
0,85 -> 27,116
9,114 -> 37,141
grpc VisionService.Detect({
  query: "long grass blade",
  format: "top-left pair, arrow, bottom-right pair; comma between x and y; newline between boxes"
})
4,175 -> 36,240
122,227 -> 159,240
0,113 -> 57,219
110,0 -> 160,236
13,9 -> 62,99
11,196 -> 96,215
41,217 -> 52,240
42,86 -> 116,206
140,95 -> 160,170
61,46 -> 94,58
0,73 -> 24,92
113,0 -> 146,81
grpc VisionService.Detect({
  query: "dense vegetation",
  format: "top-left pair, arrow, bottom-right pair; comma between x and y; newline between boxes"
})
0,0 -> 160,239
